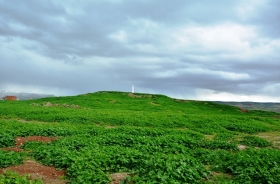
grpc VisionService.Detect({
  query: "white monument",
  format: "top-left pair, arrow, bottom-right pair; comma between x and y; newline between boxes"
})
132,85 -> 134,93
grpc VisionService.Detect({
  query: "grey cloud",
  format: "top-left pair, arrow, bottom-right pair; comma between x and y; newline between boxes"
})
0,0 -> 244,61
251,0 -> 280,38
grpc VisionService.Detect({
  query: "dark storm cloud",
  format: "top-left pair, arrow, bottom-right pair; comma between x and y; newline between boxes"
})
0,0 -> 280,101
0,0 -> 244,60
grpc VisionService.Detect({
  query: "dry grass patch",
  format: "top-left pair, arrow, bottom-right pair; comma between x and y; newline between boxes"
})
257,131 -> 280,148
205,134 -> 216,140
150,102 -> 160,106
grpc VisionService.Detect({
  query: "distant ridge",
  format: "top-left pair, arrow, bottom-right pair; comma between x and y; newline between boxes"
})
1,92 -> 55,100
214,101 -> 280,113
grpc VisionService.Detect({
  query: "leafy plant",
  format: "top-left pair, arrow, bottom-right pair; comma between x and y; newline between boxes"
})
0,133 -> 15,148
240,136 -> 272,147
0,170 -> 42,184
0,150 -> 23,168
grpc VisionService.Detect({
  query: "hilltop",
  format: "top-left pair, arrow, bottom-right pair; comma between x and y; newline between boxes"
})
1,91 -> 278,128
28,91 -> 276,114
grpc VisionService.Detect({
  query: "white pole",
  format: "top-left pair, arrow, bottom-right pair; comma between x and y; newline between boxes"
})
0,90 -> 4,100
132,85 -> 134,93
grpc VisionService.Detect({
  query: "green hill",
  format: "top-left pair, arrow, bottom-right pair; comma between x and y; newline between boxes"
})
1,91 -> 280,183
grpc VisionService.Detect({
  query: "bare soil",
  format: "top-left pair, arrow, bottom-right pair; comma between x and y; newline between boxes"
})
0,160 -> 67,184
1,135 -> 129,184
2,136 -> 57,152
237,144 -> 247,150
1,136 -> 67,184
239,108 -> 248,113
128,93 -> 142,98
110,172 -> 129,184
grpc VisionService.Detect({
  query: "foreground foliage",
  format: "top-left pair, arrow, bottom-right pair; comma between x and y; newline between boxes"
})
0,91 -> 280,183
0,150 -> 23,168
0,171 -> 42,184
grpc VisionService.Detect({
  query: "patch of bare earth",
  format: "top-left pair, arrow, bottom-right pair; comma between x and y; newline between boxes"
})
207,171 -> 233,182
110,172 -> 129,184
257,132 -> 280,149
0,160 -> 67,184
1,136 -> 68,184
93,123 -> 117,129
128,93 -> 142,98
239,108 -> 248,113
2,136 -> 58,152
238,144 -> 247,150
150,102 -> 159,106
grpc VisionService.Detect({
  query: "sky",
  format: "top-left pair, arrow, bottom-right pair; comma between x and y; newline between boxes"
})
1,0 -> 280,102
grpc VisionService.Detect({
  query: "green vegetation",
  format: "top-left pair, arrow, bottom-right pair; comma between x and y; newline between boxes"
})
240,136 -> 273,147
0,91 -> 280,183
0,171 -> 42,184
0,150 -> 23,168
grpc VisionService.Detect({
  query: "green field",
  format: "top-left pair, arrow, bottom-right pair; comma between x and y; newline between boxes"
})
1,91 -> 280,183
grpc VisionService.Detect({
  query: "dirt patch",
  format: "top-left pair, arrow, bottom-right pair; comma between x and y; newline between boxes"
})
275,115 -> 280,119
2,136 -> 58,152
128,93 -> 142,98
2,147 -> 24,152
150,102 -> 160,106
15,119 -> 50,124
238,144 -> 247,150
110,172 -> 129,184
239,108 -> 248,113
257,132 -> 280,149
0,160 -> 67,184
144,95 -> 152,98
1,136 -> 67,183
110,100 -> 117,103
209,171 -> 233,182
211,171 -> 232,178
105,125 -> 117,129
31,102 -> 80,108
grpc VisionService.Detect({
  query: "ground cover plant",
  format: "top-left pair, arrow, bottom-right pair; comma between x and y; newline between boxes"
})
0,91 -> 280,183
0,170 -> 42,184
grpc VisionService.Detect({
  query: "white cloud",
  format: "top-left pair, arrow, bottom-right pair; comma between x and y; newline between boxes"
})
218,71 -> 251,80
195,89 -> 280,102
172,23 -> 256,54
236,0 -> 267,20
109,30 -> 128,43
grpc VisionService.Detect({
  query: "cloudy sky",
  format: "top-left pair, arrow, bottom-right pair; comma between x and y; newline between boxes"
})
1,0 -> 280,102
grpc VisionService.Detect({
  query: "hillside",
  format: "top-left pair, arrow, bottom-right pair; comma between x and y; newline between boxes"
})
215,101 -> 280,113
1,91 -> 280,183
